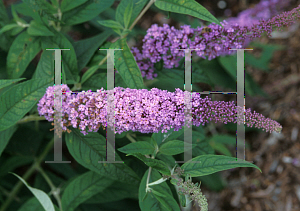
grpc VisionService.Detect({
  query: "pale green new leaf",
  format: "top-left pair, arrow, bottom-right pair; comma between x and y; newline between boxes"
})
0,24 -> 19,35
154,0 -> 221,26
181,155 -> 262,177
12,173 -> 55,211
18,197 -> 60,211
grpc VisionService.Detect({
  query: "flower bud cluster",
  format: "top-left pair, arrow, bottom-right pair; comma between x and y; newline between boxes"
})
37,85 -> 282,136
176,177 -> 208,211
131,4 -> 300,80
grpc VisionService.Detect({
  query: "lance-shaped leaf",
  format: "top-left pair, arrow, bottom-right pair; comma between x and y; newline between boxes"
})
118,141 -> 155,155
62,0 -> 114,25
74,31 -> 112,71
159,140 -> 196,155
27,20 -> 55,36
65,128 -> 140,185
18,197 -> 60,211
111,38 -> 146,89
41,32 -> 78,83
138,169 -> 181,211
60,0 -> 88,12
12,173 -> 55,211
181,154 -> 262,177
32,50 -> 54,80
0,78 -> 26,90
0,78 -> 53,131
6,31 -> 41,79
154,0 -> 221,26
62,171 -> 114,211
116,0 -> 148,29
127,153 -> 171,176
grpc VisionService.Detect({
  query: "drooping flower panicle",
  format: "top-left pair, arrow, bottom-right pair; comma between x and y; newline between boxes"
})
132,4 -> 300,80
37,85 -> 282,136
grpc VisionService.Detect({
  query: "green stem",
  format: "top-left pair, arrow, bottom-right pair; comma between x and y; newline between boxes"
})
17,115 -> 46,124
37,166 -> 63,211
0,138 -> 54,211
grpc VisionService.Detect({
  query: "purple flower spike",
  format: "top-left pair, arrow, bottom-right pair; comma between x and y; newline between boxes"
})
38,85 -> 282,136
131,4 -> 300,80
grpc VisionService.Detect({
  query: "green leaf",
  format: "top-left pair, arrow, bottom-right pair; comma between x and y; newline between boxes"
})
0,24 -> 19,35
199,59 -> 236,90
0,78 -> 53,131
61,0 -> 88,12
0,0 -> 9,24
12,173 -> 55,211
159,140 -> 196,155
181,154 -> 262,177
11,5 -> 21,22
65,128 -> 140,185
62,0 -> 114,25
154,0 -> 221,26
27,20 -> 55,36
138,169 -> 181,211
10,25 -> 25,36
218,54 -> 268,97
179,194 -> 186,207
80,65 -> 98,84
81,72 -> 128,91
74,31 -> 112,71
118,141 -> 155,155
111,38 -> 146,89
123,0 -> 133,29
0,125 -> 17,157
97,20 -> 124,30
0,156 -> 33,178
198,172 -> 226,191
15,2 -> 47,24
32,50 -> 54,80
62,171 -> 114,211
18,197 -> 60,211
208,134 -> 250,149
209,142 -> 232,156
6,31 -> 41,79
85,181 -> 138,204
41,32 -> 78,82
116,0 -> 148,29
128,153 -> 171,176
245,42 -> 285,72
0,78 -> 26,90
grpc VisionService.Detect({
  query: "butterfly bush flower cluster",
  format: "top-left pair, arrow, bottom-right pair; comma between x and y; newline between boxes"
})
37,85 -> 282,136
226,0 -> 293,27
131,4 -> 300,80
